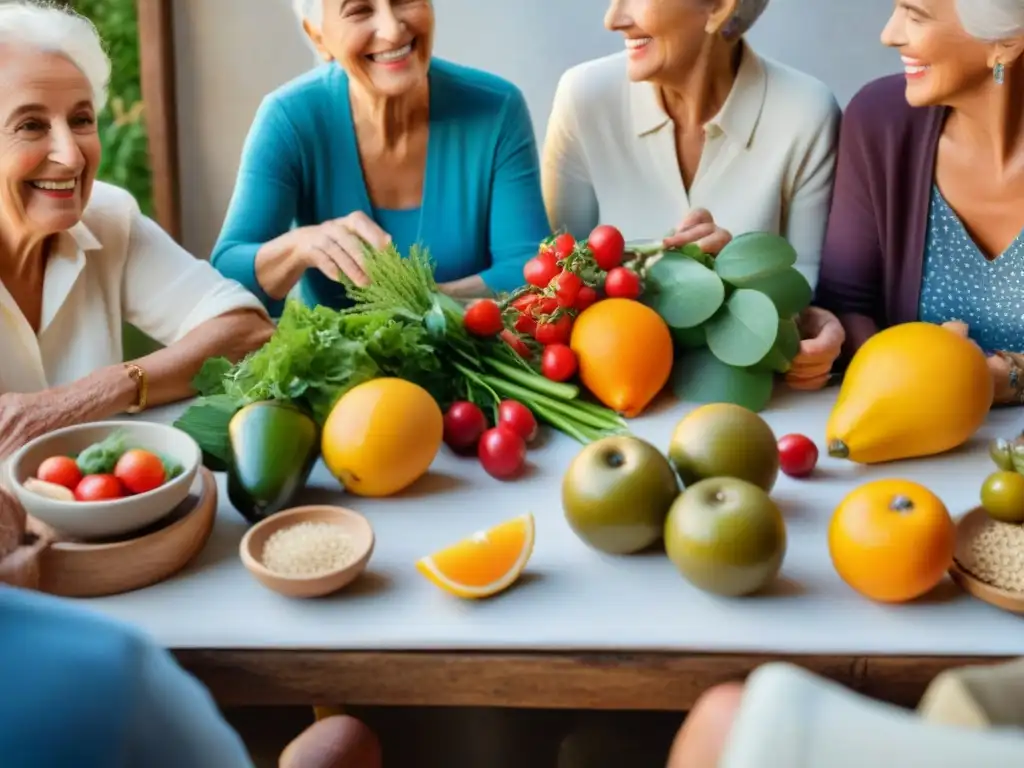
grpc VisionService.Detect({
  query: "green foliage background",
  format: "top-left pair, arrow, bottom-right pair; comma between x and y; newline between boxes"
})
73,0 -> 153,215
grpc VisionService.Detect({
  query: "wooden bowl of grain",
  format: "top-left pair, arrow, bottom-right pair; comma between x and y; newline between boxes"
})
949,507 -> 1024,615
239,505 -> 375,598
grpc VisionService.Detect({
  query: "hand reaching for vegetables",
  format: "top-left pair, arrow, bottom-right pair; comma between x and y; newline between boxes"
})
786,307 -> 846,391
663,208 -> 732,254
942,321 -> 1019,405
294,212 -> 391,288
0,391 -> 68,462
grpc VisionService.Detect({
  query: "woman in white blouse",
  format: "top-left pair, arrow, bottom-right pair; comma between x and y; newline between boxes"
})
543,0 -> 843,333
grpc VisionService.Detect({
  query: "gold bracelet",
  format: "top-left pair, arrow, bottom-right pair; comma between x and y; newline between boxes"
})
123,363 -> 148,414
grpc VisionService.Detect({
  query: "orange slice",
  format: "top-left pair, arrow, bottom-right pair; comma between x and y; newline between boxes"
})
416,513 -> 535,599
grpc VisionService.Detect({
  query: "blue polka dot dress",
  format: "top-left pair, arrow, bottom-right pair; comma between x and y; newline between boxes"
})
918,185 -> 1024,353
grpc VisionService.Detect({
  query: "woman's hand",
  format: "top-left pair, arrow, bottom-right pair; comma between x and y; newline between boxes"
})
786,307 -> 846,391
295,212 -> 391,288
941,321 -> 1019,404
0,391 -> 71,461
663,208 -> 732,254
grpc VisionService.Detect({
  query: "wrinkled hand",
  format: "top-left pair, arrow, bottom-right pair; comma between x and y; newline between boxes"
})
0,391 -> 69,462
786,307 -> 846,391
942,321 -> 1015,404
295,212 -> 391,288
663,208 -> 732,254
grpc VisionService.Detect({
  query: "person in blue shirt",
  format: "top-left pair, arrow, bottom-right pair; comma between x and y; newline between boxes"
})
212,0 -> 552,315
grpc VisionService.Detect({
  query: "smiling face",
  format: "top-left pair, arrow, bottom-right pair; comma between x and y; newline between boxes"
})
305,0 -> 433,97
0,45 -> 99,241
604,0 -> 736,83
881,0 -> 1003,106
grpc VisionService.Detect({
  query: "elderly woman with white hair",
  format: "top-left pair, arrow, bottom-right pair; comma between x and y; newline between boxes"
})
809,0 -> 1024,404
212,0 -> 550,314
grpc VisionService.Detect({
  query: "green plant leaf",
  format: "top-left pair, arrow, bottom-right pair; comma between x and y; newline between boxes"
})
704,289 -> 780,367
713,232 -> 797,287
671,348 -> 775,412
755,317 -> 801,373
743,267 -> 812,317
671,325 -> 706,350
646,254 -> 725,329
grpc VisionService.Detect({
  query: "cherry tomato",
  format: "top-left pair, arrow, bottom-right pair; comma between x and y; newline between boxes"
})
463,299 -> 504,337
553,233 -> 576,261
541,344 -> 578,382
513,311 -> 537,336
500,329 -> 532,358
587,224 -> 625,270
114,449 -> 167,495
74,474 -> 125,502
443,401 -> 489,453
498,400 -> 538,442
534,314 -> 573,345
511,293 -> 540,313
604,266 -> 642,299
778,434 -> 819,478
575,285 -> 598,312
36,455 -> 82,491
551,270 -> 582,308
478,426 -> 527,480
524,252 -> 559,287
534,297 -> 558,317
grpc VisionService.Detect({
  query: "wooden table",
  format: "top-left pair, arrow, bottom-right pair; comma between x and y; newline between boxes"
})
85,389 -> 1024,711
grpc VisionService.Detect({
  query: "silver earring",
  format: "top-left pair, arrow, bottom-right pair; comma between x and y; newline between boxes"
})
994,62 -> 1005,85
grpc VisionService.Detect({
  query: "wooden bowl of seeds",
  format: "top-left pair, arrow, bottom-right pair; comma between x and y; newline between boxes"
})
239,505 -> 375,599
949,507 -> 1024,615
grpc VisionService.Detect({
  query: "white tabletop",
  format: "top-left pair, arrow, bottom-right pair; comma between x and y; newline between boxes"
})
84,388 -> 1024,656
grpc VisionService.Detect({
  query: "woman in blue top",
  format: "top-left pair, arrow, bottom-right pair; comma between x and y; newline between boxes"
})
213,0 -> 551,314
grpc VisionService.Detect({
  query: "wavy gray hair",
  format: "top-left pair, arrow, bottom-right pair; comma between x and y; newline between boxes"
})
955,0 -> 1024,40
0,1 -> 109,110
720,0 -> 771,40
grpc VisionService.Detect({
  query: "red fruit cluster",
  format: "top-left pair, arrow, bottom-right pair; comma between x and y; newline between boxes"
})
442,399 -> 538,480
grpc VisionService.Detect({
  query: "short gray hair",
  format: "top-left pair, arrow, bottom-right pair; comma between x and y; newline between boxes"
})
0,1 -> 109,111
721,0 -> 771,40
292,0 -> 323,27
955,0 -> 1024,41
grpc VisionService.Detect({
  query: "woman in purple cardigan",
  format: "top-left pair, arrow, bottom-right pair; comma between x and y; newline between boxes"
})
806,0 -> 1024,405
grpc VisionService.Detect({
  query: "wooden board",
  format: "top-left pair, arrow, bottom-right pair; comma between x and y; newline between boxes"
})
38,467 -> 216,597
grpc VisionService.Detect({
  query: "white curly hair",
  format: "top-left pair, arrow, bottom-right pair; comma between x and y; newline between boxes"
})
720,0 -> 771,40
955,0 -> 1024,40
0,0 -> 109,110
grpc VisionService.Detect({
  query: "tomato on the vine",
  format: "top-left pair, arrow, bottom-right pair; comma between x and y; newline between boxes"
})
541,344 -> 578,382
513,311 -> 536,336
553,233 -> 576,261
575,285 -> 598,312
534,296 -> 558,317
500,329 -> 532,358
604,267 -> 642,299
534,314 -> 573,345
463,299 -> 504,336
552,270 -> 582,308
524,252 -> 559,287
587,224 -> 625,270
511,293 -> 540,313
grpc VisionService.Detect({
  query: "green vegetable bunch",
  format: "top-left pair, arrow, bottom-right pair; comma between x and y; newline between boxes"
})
640,232 -> 812,412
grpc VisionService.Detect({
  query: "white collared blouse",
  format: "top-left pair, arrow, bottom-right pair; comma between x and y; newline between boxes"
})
0,181 -> 266,393
542,44 -> 841,288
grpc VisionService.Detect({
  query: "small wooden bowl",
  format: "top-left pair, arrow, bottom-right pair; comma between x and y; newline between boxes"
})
949,507 -> 1024,616
239,505 -> 374,599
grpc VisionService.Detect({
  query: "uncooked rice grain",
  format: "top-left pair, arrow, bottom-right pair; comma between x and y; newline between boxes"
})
957,518 -> 1024,593
261,521 -> 356,577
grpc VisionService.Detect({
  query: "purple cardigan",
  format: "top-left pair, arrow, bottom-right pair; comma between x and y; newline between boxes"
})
814,75 -> 946,344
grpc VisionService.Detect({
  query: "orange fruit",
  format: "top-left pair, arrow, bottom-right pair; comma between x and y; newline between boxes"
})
416,513 -> 535,599
570,298 -> 673,417
321,378 -> 443,497
828,479 -> 956,603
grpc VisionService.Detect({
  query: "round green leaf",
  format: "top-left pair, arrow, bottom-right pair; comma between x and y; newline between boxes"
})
646,254 -> 725,329
742,268 -> 812,317
671,348 -> 775,412
671,325 -> 706,350
755,318 -> 802,373
704,289 -> 780,367
713,232 -> 797,287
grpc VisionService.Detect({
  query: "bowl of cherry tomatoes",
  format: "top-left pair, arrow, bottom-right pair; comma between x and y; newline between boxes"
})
6,421 -> 201,541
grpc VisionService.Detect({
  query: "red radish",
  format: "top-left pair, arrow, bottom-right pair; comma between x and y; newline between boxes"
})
553,233 -> 576,260
604,267 -> 642,299
575,285 -> 598,312
778,434 -> 818,478
444,401 -> 488,452
541,344 -> 578,382
478,427 -> 527,480
37,455 -> 82,491
524,252 -> 559,287
114,449 -> 166,495
463,299 -> 504,337
498,400 -> 538,442
552,270 -> 582,308
534,314 -> 573,345
587,224 -> 625,270
74,474 -> 124,502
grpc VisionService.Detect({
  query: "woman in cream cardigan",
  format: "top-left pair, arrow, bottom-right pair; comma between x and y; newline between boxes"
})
543,0 -> 846,388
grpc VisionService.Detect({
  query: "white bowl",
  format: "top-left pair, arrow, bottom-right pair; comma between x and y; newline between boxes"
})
6,420 -> 201,541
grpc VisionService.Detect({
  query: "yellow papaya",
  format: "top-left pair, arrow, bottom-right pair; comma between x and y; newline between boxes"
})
826,322 -> 993,464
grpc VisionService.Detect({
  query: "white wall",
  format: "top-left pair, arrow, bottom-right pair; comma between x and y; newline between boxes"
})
173,0 -> 900,259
